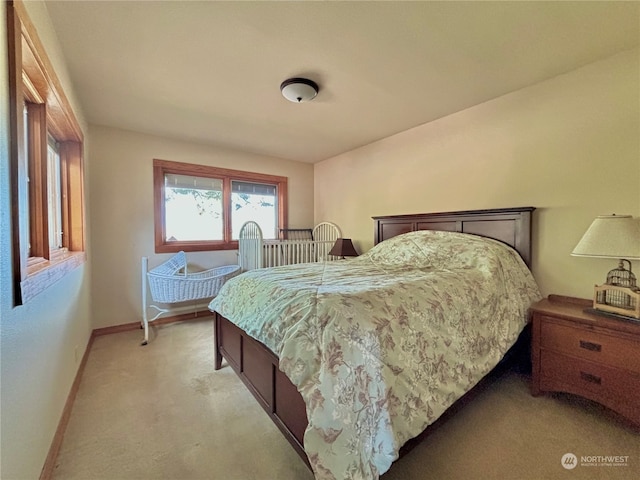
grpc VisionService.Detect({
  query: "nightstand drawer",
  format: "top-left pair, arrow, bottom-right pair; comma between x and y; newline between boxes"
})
540,318 -> 640,373
540,349 -> 640,424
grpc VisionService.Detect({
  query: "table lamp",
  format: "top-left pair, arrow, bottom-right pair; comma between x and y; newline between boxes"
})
329,238 -> 358,259
572,214 -> 640,319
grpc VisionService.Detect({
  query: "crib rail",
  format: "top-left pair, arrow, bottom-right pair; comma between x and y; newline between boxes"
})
239,221 -> 341,271
239,221 -> 263,272
262,239 -> 337,268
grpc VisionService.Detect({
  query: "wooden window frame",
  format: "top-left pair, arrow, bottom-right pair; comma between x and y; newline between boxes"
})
7,1 -> 86,305
153,159 -> 288,253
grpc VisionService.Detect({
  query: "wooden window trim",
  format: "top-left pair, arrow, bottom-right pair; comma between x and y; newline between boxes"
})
26,101 -> 49,258
153,159 -> 288,253
7,1 -> 86,305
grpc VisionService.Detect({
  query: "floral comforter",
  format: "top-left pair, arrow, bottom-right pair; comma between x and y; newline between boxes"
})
209,231 -> 541,479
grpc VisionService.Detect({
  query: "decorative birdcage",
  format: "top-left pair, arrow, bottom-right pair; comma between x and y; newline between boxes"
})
604,259 -> 637,289
593,259 -> 640,319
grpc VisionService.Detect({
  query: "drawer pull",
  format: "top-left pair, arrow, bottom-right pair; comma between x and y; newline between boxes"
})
580,371 -> 601,385
579,340 -> 601,352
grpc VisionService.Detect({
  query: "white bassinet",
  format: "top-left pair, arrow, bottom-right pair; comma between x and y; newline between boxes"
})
141,251 -> 240,345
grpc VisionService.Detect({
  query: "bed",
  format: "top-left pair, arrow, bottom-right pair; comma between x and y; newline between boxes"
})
209,207 -> 540,479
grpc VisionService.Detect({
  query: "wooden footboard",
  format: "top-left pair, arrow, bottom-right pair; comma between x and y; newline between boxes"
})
214,312 -> 310,466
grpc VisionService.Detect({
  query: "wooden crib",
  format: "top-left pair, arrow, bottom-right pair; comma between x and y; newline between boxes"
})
238,221 -> 342,271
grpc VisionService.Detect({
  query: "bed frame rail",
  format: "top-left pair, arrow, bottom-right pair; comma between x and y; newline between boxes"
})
214,312 -> 310,465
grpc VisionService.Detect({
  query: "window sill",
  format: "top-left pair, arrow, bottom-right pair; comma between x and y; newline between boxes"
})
156,241 -> 240,253
21,251 -> 87,303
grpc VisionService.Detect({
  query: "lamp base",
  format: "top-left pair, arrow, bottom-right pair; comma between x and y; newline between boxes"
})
584,307 -> 640,324
592,284 -> 640,319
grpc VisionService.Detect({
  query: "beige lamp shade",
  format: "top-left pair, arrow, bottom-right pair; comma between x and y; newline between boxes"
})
571,215 -> 640,260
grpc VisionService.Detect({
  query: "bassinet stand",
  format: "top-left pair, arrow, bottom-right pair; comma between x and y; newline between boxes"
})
141,256 -> 171,346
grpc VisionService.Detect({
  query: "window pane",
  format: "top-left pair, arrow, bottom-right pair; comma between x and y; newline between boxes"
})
164,174 -> 223,241
23,103 -> 31,255
231,180 -> 277,239
47,137 -> 62,249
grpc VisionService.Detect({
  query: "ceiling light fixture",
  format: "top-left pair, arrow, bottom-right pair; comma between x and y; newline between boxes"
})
280,77 -> 319,103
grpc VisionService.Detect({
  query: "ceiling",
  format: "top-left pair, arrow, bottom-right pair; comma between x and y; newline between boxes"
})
45,1 -> 639,163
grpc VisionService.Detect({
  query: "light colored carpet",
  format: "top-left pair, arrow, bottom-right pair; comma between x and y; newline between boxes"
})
53,318 -> 639,480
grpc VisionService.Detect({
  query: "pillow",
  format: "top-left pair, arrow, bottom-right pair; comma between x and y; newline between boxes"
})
362,230 -> 520,270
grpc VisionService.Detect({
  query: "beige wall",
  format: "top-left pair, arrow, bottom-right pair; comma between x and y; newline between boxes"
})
88,125 -> 314,329
1,5 -> 636,477
315,48 -> 640,300
0,2 -> 92,479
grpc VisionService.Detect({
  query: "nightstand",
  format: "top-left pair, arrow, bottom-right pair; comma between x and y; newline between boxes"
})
530,295 -> 640,427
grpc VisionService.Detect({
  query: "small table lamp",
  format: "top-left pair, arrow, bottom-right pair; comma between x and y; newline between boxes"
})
572,214 -> 640,319
329,238 -> 359,259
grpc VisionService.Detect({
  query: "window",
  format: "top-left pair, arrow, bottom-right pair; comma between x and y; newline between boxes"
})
47,137 -> 63,250
7,2 -> 86,305
230,181 -> 278,240
164,173 -> 223,242
153,159 -> 287,252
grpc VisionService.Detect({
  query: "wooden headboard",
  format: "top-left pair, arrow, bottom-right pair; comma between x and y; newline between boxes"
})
372,207 -> 535,267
